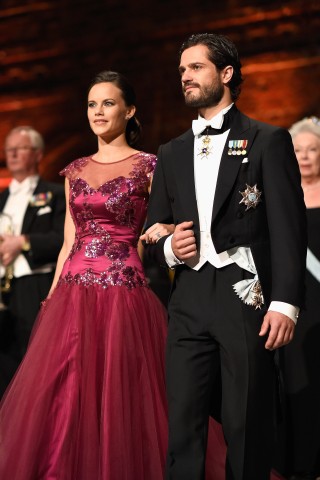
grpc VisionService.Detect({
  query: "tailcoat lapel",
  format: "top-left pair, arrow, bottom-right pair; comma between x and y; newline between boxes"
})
172,129 -> 200,240
0,190 -> 9,212
21,179 -> 43,233
212,111 -> 258,223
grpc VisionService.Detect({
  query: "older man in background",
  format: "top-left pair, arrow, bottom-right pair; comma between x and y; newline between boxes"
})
0,126 -> 65,392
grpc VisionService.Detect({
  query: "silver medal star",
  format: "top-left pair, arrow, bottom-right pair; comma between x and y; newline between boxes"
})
239,184 -> 262,211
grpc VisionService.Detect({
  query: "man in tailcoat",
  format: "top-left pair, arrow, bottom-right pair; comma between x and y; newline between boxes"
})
143,33 -> 307,479
0,126 -> 65,383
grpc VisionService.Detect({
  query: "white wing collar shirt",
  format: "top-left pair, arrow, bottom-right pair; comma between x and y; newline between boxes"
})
164,104 -> 299,323
2,175 -> 38,278
164,104 -> 233,271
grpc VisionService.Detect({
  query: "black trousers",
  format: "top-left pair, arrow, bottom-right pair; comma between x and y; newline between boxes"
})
0,308 -> 19,398
165,262 -> 276,480
8,272 -> 54,359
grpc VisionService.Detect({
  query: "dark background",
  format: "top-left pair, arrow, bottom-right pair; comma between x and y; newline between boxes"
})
0,0 -> 319,187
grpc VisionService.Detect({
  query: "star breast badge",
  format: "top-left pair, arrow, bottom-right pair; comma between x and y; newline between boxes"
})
239,184 -> 262,210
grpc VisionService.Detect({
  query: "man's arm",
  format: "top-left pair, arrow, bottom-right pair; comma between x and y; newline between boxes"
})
260,128 -> 307,349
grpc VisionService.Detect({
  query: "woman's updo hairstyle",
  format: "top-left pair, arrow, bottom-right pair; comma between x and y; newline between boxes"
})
89,70 -> 142,147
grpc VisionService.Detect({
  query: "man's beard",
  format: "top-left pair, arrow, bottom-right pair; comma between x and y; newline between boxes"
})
183,80 -> 224,108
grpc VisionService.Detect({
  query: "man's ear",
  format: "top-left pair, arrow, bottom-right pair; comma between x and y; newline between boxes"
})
35,150 -> 43,164
222,65 -> 234,85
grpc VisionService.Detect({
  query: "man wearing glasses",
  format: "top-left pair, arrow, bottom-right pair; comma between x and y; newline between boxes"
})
0,126 -> 65,392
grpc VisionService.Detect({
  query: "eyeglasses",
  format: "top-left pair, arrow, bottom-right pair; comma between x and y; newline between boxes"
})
4,146 -> 36,154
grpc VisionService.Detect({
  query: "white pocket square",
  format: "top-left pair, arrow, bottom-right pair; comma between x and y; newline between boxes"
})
37,206 -> 52,216
242,157 -> 249,163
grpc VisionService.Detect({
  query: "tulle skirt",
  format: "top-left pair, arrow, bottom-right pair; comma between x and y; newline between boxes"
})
0,282 -> 283,480
0,283 -> 168,480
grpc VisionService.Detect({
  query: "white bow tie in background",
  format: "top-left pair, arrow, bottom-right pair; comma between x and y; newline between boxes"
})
9,178 -> 37,195
9,182 -> 30,195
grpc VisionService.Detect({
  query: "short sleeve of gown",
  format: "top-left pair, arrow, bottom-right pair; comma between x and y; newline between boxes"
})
59,157 -> 89,180
140,153 -> 157,179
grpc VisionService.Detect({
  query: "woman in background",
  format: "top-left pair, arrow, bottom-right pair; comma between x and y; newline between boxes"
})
276,116 -> 320,480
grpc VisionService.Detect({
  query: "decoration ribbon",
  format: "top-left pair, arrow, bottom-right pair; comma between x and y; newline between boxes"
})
228,246 -> 264,309
306,247 -> 320,283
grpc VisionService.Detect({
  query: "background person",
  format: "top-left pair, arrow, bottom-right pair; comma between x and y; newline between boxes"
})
0,126 -> 65,387
275,116 -> 320,480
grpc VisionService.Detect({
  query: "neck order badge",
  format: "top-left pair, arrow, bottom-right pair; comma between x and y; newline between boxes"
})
198,127 -> 213,159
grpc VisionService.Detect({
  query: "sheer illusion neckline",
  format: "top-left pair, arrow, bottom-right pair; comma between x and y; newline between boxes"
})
73,151 -> 146,191
90,152 -> 141,165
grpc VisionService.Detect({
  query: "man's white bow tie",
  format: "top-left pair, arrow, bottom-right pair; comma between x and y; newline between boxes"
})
9,179 -> 33,195
192,116 -> 224,136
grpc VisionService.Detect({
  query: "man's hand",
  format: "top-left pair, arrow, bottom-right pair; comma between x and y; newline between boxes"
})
171,221 -> 197,261
259,310 -> 295,350
0,234 -> 25,266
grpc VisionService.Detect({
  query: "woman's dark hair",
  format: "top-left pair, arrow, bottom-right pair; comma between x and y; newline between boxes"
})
88,70 -> 142,147
179,33 -> 243,102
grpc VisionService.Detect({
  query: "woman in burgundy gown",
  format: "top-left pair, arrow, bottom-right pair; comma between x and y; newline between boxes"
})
0,70 -> 282,480
0,71 -> 172,480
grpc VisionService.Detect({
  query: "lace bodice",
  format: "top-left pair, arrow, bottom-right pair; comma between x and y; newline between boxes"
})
58,152 -> 157,289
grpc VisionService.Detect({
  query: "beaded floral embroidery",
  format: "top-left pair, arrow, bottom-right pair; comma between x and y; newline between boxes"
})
59,153 -> 156,289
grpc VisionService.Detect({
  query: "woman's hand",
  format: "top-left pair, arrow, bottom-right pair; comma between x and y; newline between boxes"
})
140,223 -> 175,244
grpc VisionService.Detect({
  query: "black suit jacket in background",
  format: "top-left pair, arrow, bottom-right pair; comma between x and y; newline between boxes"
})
0,178 -> 66,271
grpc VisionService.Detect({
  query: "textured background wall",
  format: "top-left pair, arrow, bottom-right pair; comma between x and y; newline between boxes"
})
0,0 -> 319,187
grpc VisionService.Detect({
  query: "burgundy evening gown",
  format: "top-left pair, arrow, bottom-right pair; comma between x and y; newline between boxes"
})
0,152 -> 282,479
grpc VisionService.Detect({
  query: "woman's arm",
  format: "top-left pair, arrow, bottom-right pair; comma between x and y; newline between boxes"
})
47,179 -> 75,297
141,169 -> 175,244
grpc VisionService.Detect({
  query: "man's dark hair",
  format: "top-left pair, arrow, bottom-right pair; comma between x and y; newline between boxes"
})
179,33 -> 243,101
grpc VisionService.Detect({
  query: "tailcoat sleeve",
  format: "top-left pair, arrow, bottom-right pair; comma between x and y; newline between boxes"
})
260,128 -> 307,307
144,145 -> 174,267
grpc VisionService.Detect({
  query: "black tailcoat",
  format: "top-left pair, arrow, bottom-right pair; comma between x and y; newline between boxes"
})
144,106 -> 307,479
145,107 -> 307,308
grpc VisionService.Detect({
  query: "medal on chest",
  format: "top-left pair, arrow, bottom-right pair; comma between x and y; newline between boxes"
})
197,128 -> 212,159
239,184 -> 262,210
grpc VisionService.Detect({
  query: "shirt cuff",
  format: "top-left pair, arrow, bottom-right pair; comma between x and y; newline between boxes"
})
268,301 -> 300,324
164,235 -> 183,268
